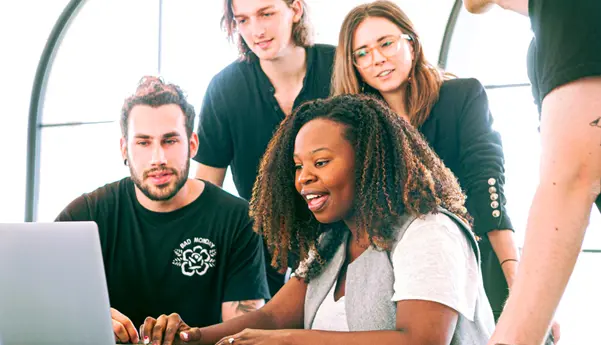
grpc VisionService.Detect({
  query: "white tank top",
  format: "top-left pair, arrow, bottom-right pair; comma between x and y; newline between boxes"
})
311,282 -> 349,331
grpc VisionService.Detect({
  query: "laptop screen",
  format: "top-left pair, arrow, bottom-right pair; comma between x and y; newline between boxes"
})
0,222 -> 114,345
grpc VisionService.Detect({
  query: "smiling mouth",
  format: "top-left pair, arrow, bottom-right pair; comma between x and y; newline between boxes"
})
376,69 -> 394,77
255,38 -> 273,47
305,193 -> 330,212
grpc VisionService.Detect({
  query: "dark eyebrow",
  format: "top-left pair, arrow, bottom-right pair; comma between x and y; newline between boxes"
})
354,34 -> 397,51
311,147 -> 332,154
293,147 -> 333,158
133,132 -> 181,140
234,5 -> 275,19
162,131 -> 181,139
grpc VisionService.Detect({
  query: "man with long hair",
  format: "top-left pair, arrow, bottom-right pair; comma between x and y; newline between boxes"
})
193,0 -> 335,296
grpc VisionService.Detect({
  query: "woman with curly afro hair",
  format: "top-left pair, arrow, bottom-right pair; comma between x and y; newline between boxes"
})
149,94 -> 495,345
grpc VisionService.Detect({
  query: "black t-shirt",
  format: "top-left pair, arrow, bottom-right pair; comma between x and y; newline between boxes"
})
193,44 -> 336,201
526,0 -> 601,211
193,44 -> 335,296
527,0 -> 601,114
55,179 -> 270,328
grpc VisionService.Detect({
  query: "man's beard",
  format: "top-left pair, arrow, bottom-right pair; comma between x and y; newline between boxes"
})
129,158 -> 190,202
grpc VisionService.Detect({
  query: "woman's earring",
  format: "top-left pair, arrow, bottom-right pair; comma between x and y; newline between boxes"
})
123,159 -> 128,166
360,81 -> 365,93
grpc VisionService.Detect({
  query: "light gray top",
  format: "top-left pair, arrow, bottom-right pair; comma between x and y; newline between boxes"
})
300,209 -> 495,344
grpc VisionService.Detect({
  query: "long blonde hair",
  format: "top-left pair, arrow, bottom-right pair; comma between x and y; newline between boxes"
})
331,0 -> 452,127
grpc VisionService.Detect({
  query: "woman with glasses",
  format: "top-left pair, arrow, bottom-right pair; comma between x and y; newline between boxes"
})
331,0 -> 520,324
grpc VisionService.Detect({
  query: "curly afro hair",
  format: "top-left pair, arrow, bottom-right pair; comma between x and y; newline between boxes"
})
250,93 -> 468,281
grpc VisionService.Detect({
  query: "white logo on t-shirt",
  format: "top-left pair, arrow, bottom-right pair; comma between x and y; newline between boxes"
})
172,237 -> 217,276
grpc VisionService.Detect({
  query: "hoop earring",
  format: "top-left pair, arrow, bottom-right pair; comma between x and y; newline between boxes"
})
123,159 -> 128,166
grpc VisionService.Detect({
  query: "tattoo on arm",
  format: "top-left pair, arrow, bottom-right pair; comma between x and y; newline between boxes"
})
590,117 -> 601,146
230,300 -> 259,314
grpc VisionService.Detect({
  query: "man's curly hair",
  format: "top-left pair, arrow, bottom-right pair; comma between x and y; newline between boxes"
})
249,94 -> 469,281
120,76 -> 195,140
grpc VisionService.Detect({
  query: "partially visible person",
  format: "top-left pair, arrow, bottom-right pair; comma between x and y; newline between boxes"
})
56,76 -> 269,343
463,0 -> 601,344
193,0 -> 335,296
331,0 -> 519,322
141,94 -> 495,345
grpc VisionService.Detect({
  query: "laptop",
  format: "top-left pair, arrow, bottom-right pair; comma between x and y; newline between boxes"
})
0,222 -> 115,345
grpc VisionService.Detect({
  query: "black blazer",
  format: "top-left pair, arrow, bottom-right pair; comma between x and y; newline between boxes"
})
420,78 -> 513,235
419,78 -> 513,319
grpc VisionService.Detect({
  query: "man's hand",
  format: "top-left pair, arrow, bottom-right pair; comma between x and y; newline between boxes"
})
111,308 -> 140,344
141,313 -> 191,345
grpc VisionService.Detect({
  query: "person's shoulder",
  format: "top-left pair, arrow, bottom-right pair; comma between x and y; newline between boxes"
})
58,178 -> 130,221
440,77 -> 486,99
80,178 -> 130,210
311,43 -> 336,65
312,43 -> 336,56
209,58 -> 254,89
432,78 -> 487,116
199,182 -> 255,238
390,212 -> 473,259
409,212 -> 464,235
88,177 -> 130,199
389,212 -> 466,247
201,180 -> 250,212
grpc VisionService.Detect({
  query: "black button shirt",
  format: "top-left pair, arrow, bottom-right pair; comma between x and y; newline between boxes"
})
193,44 -> 336,296
194,44 -> 335,202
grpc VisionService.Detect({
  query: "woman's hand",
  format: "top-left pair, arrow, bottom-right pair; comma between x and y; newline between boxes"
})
214,329 -> 293,345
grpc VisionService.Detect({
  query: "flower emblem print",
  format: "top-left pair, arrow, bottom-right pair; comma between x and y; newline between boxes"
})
172,237 -> 217,276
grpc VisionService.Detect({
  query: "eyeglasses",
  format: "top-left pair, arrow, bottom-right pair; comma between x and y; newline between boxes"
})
352,34 -> 412,69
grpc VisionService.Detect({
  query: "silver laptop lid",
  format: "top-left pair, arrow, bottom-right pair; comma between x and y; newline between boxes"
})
0,222 -> 114,345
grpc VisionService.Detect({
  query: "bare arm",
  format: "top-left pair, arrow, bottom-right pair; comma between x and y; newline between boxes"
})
194,278 -> 306,343
496,0 -> 529,16
211,299 -> 458,345
293,299 -> 457,345
463,0 -> 528,16
195,163 -> 226,187
490,77 -> 601,345
193,221 -> 466,345
221,299 -> 265,321
487,229 -> 520,286
150,277 -> 307,345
